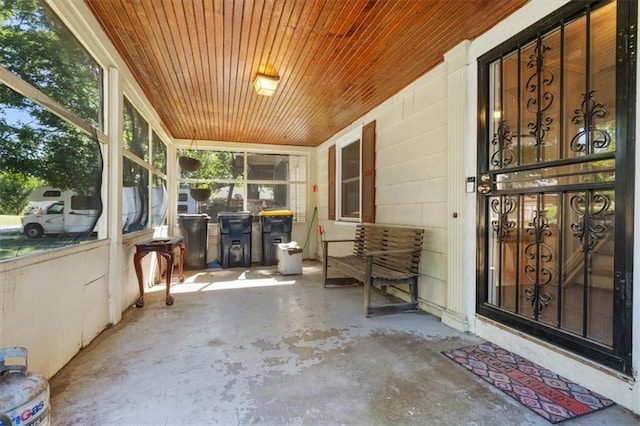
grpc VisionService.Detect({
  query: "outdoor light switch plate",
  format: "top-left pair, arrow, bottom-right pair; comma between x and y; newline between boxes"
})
466,177 -> 475,193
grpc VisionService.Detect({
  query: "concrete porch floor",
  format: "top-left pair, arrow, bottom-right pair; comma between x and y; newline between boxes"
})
50,261 -> 639,425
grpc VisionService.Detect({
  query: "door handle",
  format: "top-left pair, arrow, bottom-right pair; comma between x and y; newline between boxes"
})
477,174 -> 492,194
478,183 -> 492,194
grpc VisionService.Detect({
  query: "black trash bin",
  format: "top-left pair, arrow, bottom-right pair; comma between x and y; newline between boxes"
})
217,212 -> 252,268
178,214 -> 210,269
258,210 -> 293,266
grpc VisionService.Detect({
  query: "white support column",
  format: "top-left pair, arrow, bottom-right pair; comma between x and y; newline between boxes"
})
442,40 -> 471,331
167,142 -> 178,237
107,67 -> 124,324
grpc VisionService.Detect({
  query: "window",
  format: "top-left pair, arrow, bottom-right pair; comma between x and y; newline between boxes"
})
328,121 -> 376,223
0,0 -> 105,260
151,174 -> 167,228
123,98 -> 149,160
337,128 -> 361,220
178,150 -> 307,222
151,132 -> 167,228
0,85 -> 103,254
122,98 -> 167,234
0,0 -> 103,129
48,202 -> 64,215
71,194 -> 100,210
152,131 -> 167,174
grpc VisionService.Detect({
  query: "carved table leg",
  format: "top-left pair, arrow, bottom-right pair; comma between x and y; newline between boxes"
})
177,242 -> 185,282
133,251 -> 146,307
161,252 -> 175,306
154,252 -> 163,284
178,243 -> 185,283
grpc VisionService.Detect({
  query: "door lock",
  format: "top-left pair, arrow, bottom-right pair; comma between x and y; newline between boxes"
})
478,183 -> 491,194
477,174 -> 492,194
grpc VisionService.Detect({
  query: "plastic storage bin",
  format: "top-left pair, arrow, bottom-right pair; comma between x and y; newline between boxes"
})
218,212 -> 252,268
258,210 -> 293,266
178,214 -> 210,269
277,242 -> 302,275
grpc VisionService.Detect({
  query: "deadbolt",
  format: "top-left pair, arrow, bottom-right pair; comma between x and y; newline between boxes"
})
478,183 -> 491,194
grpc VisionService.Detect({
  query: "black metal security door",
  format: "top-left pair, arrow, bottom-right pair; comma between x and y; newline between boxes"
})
476,0 -> 635,373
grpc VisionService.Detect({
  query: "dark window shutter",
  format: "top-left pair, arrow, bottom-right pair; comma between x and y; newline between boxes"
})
328,144 -> 336,220
361,120 -> 376,223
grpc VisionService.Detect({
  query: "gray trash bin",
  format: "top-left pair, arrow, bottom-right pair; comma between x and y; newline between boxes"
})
178,214 -> 210,269
258,210 -> 293,266
217,212 -> 252,268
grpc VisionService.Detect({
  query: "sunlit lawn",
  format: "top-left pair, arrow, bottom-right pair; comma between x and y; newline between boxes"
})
0,232 -> 97,260
0,215 -> 98,260
0,238 -> 49,259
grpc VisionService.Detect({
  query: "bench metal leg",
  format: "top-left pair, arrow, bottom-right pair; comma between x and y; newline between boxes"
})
322,241 -> 329,287
363,257 -> 373,315
366,279 -> 420,317
410,277 -> 418,304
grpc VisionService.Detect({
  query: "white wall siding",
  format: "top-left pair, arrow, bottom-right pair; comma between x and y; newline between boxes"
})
0,242 -> 110,378
317,59 -> 449,312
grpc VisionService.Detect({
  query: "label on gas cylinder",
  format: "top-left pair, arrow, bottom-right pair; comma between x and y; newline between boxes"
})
2,387 -> 49,426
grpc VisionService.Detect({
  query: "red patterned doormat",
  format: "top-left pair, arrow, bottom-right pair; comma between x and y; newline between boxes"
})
442,342 -> 615,423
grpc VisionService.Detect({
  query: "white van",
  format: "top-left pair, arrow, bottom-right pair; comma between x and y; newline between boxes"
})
21,187 -> 99,238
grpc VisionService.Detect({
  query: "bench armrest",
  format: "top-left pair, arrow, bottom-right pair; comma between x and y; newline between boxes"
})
364,248 -> 415,257
323,239 -> 357,262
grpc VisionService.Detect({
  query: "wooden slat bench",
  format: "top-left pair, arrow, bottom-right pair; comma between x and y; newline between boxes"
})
322,224 -> 424,317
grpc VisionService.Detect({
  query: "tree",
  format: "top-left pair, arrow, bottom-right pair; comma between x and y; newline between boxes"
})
180,150 -> 244,208
0,172 -> 40,214
0,0 -> 102,196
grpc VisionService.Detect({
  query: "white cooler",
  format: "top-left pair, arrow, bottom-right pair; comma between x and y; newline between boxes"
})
277,242 -> 302,275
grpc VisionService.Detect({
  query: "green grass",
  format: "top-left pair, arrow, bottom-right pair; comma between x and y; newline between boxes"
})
0,235 -> 97,260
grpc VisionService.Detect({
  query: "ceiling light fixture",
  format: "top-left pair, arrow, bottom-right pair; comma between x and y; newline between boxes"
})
253,73 -> 280,96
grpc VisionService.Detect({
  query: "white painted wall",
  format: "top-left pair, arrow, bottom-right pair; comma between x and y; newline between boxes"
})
317,64 -> 449,317
0,242 -> 110,378
0,234 -> 171,380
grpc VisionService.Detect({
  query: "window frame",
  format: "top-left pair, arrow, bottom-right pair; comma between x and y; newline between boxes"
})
0,0 -> 107,260
335,126 -> 363,222
177,149 -> 309,223
328,121 -> 376,223
121,96 -> 168,235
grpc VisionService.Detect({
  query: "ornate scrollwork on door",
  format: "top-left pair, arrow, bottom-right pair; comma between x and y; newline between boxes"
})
525,287 -> 553,315
570,91 -> 610,153
490,197 -> 516,242
525,42 -> 555,146
523,212 -> 554,315
570,192 -> 611,252
490,121 -> 514,168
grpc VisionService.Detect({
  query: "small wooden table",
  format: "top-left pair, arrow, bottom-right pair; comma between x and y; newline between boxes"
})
133,237 -> 185,307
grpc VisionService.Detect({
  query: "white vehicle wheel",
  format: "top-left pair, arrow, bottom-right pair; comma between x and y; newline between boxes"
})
24,224 -> 44,238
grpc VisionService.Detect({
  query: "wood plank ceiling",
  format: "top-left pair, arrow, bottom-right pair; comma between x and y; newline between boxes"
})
85,0 -> 527,148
